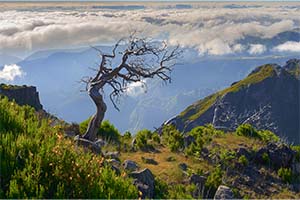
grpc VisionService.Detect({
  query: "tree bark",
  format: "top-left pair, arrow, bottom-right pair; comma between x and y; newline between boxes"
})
82,86 -> 107,141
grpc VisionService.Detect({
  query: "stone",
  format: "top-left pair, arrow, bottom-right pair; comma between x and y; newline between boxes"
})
189,174 -> 207,198
74,135 -> 101,155
142,157 -> 158,165
130,168 -> 155,199
178,163 -> 188,171
103,151 -> 119,160
214,185 -> 234,199
255,143 -> 296,169
107,159 -> 121,166
236,147 -> 252,160
123,160 -> 139,171
95,139 -> 107,148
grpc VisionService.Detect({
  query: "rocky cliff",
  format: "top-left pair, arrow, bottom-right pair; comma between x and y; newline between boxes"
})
164,59 -> 300,144
0,84 -> 43,110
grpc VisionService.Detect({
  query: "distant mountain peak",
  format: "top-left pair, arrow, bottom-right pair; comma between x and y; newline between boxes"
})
163,58 -> 300,144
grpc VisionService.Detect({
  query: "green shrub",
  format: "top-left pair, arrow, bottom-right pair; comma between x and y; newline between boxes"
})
123,131 -> 132,139
219,149 -> 236,167
278,168 -> 292,184
168,184 -> 194,199
0,97 -> 138,198
262,152 -> 270,164
258,130 -> 280,143
236,124 -> 260,138
79,119 -> 121,143
161,125 -> 183,152
205,166 -> 223,198
236,124 -> 279,143
185,125 -> 224,156
99,120 -> 121,143
238,155 -> 249,166
135,129 -> 153,150
152,132 -> 161,144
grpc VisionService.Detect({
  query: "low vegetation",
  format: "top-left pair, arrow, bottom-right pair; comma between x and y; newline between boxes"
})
0,97 -> 137,198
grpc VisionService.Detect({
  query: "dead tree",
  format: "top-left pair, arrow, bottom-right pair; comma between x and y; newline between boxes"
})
81,35 -> 181,141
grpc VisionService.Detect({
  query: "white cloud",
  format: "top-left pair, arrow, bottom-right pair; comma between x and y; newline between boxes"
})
0,3 -> 299,56
273,41 -> 300,52
248,44 -> 267,55
0,64 -> 24,81
126,81 -> 147,97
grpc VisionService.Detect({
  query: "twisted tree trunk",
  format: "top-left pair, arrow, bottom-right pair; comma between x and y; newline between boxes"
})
82,86 -> 106,141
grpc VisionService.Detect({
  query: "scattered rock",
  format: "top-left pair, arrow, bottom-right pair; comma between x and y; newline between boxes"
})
103,151 -> 119,160
110,165 -> 120,175
189,174 -> 207,198
166,156 -> 176,162
184,135 -> 195,148
236,147 -> 252,160
214,185 -> 234,200
178,163 -> 188,171
142,157 -> 158,165
123,160 -> 139,171
95,139 -> 107,148
255,143 -> 296,169
74,135 -> 101,155
130,168 -> 155,199
107,159 -> 120,166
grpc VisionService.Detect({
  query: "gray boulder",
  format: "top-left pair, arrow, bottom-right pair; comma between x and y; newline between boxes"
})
103,151 -> 119,160
142,157 -> 158,165
189,174 -> 207,198
95,139 -> 107,147
74,135 -> 101,155
214,185 -> 234,199
255,143 -> 296,169
178,163 -> 188,171
123,160 -> 139,171
130,168 -> 155,199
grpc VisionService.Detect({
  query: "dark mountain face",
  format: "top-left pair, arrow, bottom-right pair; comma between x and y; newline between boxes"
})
164,59 -> 300,144
0,84 -> 43,110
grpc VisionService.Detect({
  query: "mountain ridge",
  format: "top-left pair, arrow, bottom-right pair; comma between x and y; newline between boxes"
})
164,59 -> 300,144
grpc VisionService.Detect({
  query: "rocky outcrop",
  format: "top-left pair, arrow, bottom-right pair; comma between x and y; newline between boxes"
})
164,59 -> 300,144
129,168 -> 155,199
0,84 -> 43,110
123,160 -> 139,171
214,185 -> 234,199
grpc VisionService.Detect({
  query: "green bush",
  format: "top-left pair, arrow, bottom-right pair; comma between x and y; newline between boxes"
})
219,149 -> 236,167
185,125 -> 224,156
152,132 -> 161,144
236,124 -> 260,138
278,168 -> 292,184
161,125 -> 184,152
135,129 -> 153,150
236,124 -> 279,143
205,166 -> 223,197
123,131 -> 132,139
258,130 -> 280,143
262,152 -> 270,164
238,155 -> 249,166
79,119 -> 121,143
0,97 -> 138,198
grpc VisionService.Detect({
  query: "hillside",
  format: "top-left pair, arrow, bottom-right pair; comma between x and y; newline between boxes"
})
1,82 -> 300,198
164,59 -> 300,144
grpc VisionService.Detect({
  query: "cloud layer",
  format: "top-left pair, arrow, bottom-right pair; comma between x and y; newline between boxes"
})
0,64 -> 24,81
0,2 -> 299,56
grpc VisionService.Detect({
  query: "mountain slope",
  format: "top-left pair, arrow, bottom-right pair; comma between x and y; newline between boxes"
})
164,59 -> 300,144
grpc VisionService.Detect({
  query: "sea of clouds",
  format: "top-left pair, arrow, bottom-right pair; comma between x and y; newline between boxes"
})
0,2 -> 299,58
